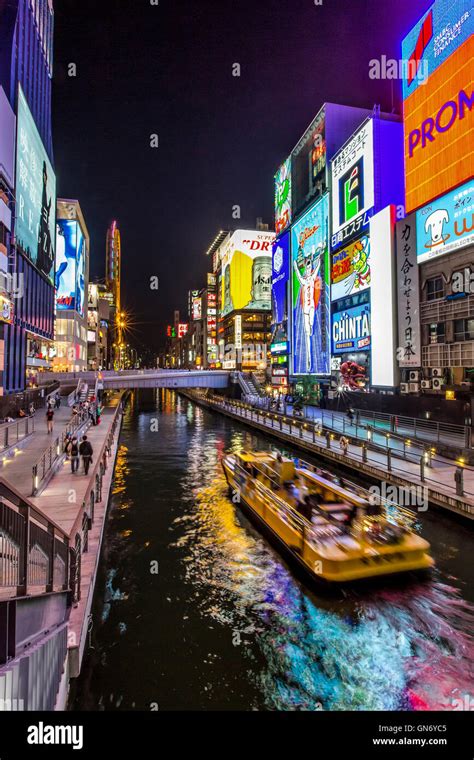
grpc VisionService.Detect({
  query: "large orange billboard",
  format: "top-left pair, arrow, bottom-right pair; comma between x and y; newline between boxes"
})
403,35 -> 473,213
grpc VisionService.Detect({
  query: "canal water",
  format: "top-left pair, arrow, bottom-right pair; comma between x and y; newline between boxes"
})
72,390 -> 474,711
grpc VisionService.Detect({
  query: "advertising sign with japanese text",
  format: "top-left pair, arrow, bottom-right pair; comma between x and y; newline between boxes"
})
396,213 -> 421,367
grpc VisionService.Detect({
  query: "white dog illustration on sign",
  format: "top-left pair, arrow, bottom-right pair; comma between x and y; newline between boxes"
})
424,208 -> 450,250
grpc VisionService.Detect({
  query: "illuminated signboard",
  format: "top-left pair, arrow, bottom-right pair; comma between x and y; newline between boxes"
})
275,157 -> 292,235
402,1 -> 474,212
15,86 -> 56,284
55,220 -> 86,316
332,298 -> 371,354
271,231 -> 290,354
331,235 -> 371,301
291,195 -> 330,375
271,341 -> 289,354
220,230 -> 275,317
330,120 -> 374,251
0,294 -> 13,324
416,179 -> 474,262
192,297 -> 202,321
178,323 -> 188,338
292,107 -> 326,218
272,231 -> 290,324
401,0 -> 472,101
207,273 -> 216,290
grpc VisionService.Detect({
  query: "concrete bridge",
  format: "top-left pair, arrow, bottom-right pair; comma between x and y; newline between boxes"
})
41,369 -> 231,391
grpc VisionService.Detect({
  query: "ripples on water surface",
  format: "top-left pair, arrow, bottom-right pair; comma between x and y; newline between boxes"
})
72,391 -> 474,711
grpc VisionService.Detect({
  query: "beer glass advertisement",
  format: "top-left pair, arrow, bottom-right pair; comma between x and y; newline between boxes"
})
291,195 -> 330,375
331,234 -> 371,301
56,219 -> 85,316
220,230 -> 275,317
274,157 -> 292,235
15,86 -> 56,284
416,180 -> 474,264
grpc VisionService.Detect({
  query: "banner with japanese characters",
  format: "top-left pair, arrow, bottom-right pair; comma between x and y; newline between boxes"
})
396,214 -> 421,368
330,119 -> 374,252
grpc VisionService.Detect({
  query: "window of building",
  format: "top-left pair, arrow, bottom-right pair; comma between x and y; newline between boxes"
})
429,322 -> 445,344
426,276 -> 444,301
454,319 -> 474,342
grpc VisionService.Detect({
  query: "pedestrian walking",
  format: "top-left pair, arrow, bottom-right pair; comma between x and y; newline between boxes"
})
46,407 -> 54,434
79,435 -> 93,475
339,435 -> 349,456
346,407 -> 354,425
28,402 -> 35,416
55,393 -> 61,410
67,436 -> 80,473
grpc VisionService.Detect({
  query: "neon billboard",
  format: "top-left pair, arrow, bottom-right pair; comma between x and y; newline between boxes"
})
291,195 -> 330,375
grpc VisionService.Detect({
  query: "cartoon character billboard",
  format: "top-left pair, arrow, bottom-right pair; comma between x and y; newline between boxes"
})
291,195 -> 330,375
275,157 -> 292,235
331,235 -> 371,301
416,180 -> 474,263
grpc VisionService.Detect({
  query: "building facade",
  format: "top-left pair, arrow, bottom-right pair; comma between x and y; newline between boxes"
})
0,0 -> 56,393
53,199 -> 89,372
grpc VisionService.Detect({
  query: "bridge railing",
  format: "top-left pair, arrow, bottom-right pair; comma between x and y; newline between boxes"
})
0,479 -> 70,599
31,408 -> 91,496
0,416 -> 35,455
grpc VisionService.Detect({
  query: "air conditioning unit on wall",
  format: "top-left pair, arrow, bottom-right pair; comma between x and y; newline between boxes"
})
409,382 -> 420,393
431,367 -> 443,378
400,383 -> 409,394
409,370 -> 420,382
421,380 -> 432,390
432,378 -> 444,391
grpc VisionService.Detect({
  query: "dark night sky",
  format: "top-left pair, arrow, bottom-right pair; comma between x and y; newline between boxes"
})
52,0 -> 431,354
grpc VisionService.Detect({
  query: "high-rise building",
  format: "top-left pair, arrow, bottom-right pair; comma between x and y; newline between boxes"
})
105,220 -> 122,368
0,0 -> 56,393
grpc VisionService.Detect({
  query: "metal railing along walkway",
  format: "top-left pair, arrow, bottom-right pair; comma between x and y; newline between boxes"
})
192,394 -> 474,517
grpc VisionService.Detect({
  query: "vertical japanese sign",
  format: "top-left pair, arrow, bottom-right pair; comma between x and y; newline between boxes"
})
396,214 -> 421,368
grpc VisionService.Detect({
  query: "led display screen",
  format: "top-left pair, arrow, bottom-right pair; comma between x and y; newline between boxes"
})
55,219 -> 86,316
402,1 -> 473,212
330,119 -> 374,251
15,86 -> 56,283
416,179 -> 474,262
291,195 -> 330,375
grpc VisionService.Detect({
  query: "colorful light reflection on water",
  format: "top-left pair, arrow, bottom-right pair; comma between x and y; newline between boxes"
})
72,392 -> 474,712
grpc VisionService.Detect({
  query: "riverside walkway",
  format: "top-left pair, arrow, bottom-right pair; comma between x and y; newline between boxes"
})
0,404 -> 75,494
185,391 -> 474,520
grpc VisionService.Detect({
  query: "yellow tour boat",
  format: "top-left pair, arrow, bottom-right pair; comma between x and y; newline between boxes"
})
222,450 -> 434,583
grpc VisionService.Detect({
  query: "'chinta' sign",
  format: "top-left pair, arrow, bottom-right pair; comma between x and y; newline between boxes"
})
330,119 -> 375,251
15,86 -> 56,284
396,214 -> 421,368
